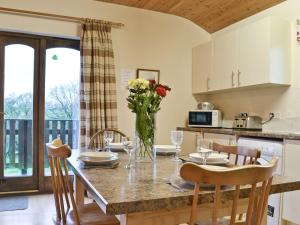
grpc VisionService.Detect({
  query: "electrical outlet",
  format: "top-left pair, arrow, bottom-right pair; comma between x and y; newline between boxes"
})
271,112 -> 281,119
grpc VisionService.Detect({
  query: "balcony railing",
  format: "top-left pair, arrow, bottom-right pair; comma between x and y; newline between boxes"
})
4,119 -> 79,174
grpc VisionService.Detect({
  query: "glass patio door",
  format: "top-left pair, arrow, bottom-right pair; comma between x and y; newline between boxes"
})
41,38 -> 80,192
0,35 -> 39,192
43,42 -> 80,177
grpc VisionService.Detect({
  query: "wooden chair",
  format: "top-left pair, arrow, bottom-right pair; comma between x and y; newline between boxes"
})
180,158 -> 278,225
46,139 -> 119,225
211,142 -> 262,221
211,142 -> 261,165
88,128 -> 127,150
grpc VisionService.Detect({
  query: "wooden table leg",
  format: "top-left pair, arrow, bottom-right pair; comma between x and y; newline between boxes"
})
74,175 -> 85,207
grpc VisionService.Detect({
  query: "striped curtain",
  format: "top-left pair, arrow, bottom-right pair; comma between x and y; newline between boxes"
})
80,19 -> 118,149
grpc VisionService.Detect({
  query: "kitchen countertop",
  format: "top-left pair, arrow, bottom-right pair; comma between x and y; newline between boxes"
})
68,150 -> 300,215
177,127 -> 300,140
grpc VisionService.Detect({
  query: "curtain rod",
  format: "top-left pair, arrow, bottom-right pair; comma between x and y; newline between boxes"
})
0,6 -> 124,28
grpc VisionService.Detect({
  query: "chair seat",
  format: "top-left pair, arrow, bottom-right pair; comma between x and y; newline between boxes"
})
53,202 -> 119,225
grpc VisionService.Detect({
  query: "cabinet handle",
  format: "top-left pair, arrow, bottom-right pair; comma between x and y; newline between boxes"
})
231,71 -> 235,87
237,70 -> 241,86
207,77 -> 210,91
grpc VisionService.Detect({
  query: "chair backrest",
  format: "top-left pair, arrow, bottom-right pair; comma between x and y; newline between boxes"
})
212,142 -> 261,165
46,139 -> 80,225
180,158 -> 278,225
88,128 -> 127,150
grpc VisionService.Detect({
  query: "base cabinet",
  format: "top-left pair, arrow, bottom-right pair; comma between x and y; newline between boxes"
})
203,133 -> 236,145
282,140 -> 300,225
181,131 -> 236,155
181,131 -> 201,155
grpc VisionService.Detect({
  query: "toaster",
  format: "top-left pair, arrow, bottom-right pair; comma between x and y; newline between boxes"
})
233,113 -> 262,130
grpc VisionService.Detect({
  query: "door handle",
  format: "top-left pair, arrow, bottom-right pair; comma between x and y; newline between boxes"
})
237,70 -> 241,86
206,77 -> 210,91
231,71 -> 235,87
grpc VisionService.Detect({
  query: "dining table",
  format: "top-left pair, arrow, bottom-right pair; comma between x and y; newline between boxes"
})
67,149 -> 300,225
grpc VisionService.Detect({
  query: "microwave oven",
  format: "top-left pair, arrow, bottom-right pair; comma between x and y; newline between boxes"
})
188,110 -> 222,127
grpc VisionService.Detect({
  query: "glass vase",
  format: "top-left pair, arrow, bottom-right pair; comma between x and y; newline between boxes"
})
135,112 -> 156,163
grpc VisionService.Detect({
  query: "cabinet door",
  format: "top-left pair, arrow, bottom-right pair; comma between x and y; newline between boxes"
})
212,31 -> 238,91
181,131 -> 200,155
203,133 -> 236,145
192,42 -> 212,94
204,133 -> 236,165
282,140 -> 300,225
237,18 -> 269,87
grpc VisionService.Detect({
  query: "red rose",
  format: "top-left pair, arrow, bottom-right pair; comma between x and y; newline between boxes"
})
155,85 -> 167,97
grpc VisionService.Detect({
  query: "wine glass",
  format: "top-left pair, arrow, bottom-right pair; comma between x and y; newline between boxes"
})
122,137 -> 134,169
196,134 -> 203,153
197,137 -> 212,165
200,149 -> 212,165
170,130 -> 183,162
103,131 -> 114,152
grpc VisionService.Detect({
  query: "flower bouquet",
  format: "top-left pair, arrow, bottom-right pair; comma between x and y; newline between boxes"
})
127,78 -> 171,162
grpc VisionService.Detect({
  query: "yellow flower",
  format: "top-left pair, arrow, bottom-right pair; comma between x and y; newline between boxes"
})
128,78 -> 149,89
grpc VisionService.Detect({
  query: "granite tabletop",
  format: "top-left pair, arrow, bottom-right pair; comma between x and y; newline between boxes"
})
177,127 -> 300,140
67,150 -> 300,215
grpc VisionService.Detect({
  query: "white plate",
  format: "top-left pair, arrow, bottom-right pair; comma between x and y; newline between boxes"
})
78,152 -> 118,161
188,158 -> 230,165
109,142 -> 124,149
199,147 -> 213,153
154,145 -> 177,153
189,152 -> 228,162
191,159 -> 229,165
79,156 -> 119,166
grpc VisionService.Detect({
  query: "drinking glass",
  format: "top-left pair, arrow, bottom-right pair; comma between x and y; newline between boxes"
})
200,149 -> 212,165
103,131 -> 114,152
170,130 -> 183,162
196,134 -> 203,153
196,137 -> 212,165
122,137 -> 134,169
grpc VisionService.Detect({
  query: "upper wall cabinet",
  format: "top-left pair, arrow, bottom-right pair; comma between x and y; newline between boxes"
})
237,17 -> 290,87
192,17 -> 291,94
192,42 -> 212,93
211,30 -> 238,91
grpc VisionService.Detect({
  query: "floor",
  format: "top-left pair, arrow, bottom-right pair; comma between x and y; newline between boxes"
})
0,194 -> 58,225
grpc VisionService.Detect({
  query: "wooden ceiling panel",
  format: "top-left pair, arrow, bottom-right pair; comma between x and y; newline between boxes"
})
95,0 -> 286,33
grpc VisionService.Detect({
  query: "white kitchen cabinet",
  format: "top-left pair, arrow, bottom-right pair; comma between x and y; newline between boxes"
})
237,17 -> 290,87
192,17 -> 290,94
203,133 -> 236,145
212,31 -> 238,91
181,131 -> 201,155
282,140 -> 300,225
203,133 -> 237,164
192,42 -> 212,93
181,131 -> 236,155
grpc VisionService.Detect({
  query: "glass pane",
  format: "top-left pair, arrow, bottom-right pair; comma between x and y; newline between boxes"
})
3,44 -> 34,177
44,48 -> 80,175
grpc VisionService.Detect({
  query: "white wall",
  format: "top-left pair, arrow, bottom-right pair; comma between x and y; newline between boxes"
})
0,0 -> 210,143
196,0 -> 300,133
